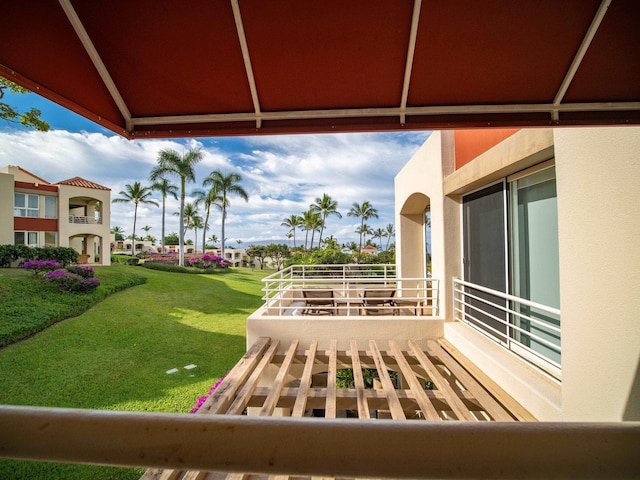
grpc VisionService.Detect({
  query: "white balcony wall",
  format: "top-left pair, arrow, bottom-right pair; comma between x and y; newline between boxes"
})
554,126 -> 640,421
395,131 -> 459,322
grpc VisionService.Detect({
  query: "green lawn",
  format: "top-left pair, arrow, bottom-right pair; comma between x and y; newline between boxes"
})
0,265 -> 271,480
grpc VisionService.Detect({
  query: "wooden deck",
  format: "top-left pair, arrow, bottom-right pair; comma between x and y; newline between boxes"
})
141,337 -> 534,480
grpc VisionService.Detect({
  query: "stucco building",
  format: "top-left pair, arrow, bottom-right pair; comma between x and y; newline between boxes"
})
395,126 -> 640,421
0,165 -> 111,265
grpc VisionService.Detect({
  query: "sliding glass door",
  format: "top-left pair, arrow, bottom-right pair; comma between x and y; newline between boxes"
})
462,182 -> 507,340
462,163 -> 560,367
509,165 -> 560,365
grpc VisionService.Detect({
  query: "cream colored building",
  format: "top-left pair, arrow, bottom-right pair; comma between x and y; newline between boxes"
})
0,165 -> 111,265
395,127 -> 640,421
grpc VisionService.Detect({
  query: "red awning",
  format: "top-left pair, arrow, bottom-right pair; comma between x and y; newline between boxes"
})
1,0 -> 639,139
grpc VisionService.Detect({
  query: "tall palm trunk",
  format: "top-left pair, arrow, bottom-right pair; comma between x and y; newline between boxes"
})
221,207 -> 227,259
179,178 -> 186,266
161,195 -> 166,254
202,205 -> 210,253
132,202 -> 138,255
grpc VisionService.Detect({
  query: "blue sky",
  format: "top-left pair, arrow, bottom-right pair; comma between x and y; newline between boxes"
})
1,89 -> 430,247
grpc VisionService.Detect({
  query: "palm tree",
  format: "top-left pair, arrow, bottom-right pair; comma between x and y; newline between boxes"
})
192,216 -> 204,253
150,176 -> 179,254
207,234 -> 219,249
301,209 -> 322,249
347,201 -> 379,260
150,148 -> 203,266
385,223 -> 395,251
357,223 -> 374,250
110,225 -> 125,241
202,170 -> 248,258
192,185 -> 223,255
112,182 -> 158,255
141,225 -> 153,241
281,214 -> 302,248
373,227 -> 386,249
310,193 -> 341,246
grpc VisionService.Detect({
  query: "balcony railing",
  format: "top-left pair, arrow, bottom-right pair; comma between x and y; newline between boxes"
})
68,215 -> 102,225
453,278 -> 561,379
262,264 -> 439,316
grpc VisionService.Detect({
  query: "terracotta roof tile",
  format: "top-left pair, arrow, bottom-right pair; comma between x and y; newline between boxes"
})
56,177 -> 111,191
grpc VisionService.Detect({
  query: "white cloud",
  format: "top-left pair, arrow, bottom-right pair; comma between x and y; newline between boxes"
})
0,129 -> 429,245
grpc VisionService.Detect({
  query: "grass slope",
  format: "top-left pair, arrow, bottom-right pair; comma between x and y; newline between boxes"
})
0,265 -> 270,480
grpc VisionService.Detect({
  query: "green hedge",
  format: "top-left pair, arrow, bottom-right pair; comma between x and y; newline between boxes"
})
110,254 -> 139,265
142,262 -> 229,275
0,266 -> 147,347
0,245 -> 79,267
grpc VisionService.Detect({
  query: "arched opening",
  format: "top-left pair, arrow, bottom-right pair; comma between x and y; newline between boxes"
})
398,192 -> 431,280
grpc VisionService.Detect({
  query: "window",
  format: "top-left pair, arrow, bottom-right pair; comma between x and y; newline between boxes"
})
44,196 -> 57,218
14,193 -> 40,217
15,231 -> 38,247
44,232 -> 57,247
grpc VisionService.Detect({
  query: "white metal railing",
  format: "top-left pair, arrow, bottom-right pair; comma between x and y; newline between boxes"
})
262,264 -> 438,316
68,215 -> 102,225
453,278 -> 561,379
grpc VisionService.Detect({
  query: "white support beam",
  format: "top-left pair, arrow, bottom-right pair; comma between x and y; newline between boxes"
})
130,101 -> 640,127
58,0 -> 133,131
231,0 -> 263,129
399,0 -> 422,125
552,0 -> 613,120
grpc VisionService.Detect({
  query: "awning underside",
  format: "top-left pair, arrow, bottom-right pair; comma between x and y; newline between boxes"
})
2,0 -> 640,139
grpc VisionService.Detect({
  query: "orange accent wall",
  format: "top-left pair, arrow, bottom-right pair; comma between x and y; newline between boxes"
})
14,217 -> 58,231
454,129 -> 520,169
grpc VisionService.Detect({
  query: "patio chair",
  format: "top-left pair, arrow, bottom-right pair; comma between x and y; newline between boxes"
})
302,289 -> 336,315
361,289 -> 397,315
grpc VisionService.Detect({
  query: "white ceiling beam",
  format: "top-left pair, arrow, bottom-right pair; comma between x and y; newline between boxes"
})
58,0 -> 133,131
231,0 -> 263,129
130,101 -> 640,127
552,0 -> 612,120
399,0 -> 422,125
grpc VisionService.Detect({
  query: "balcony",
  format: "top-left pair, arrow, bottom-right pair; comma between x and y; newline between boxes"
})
453,278 -> 561,380
68,214 -> 102,224
260,264 -> 439,317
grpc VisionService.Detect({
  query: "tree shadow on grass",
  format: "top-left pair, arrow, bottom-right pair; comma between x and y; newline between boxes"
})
0,270 -> 264,413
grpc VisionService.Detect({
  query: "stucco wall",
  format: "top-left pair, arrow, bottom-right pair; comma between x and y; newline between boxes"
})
395,131 -> 460,321
247,313 -> 444,352
0,172 -> 14,245
554,126 -> 640,421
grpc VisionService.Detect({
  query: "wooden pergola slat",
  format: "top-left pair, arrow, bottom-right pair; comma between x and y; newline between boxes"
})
426,340 -> 514,422
390,340 -> 440,421
291,340 -> 318,418
350,339 -> 370,419
408,340 -> 475,421
141,337 -> 531,480
369,340 -> 406,420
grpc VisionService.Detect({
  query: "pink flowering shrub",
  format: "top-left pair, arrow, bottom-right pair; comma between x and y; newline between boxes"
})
42,268 -> 100,293
190,374 -> 227,413
187,254 -> 231,269
66,265 -> 95,278
20,259 -> 64,276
